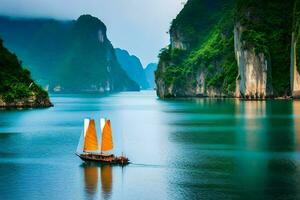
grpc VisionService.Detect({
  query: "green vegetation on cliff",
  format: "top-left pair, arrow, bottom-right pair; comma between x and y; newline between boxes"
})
235,0 -> 294,96
0,15 -> 139,93
171,0 -> 231,48
184,13 -> 237,92
156,0 -> 236,97
156,0 -> 300,98
0,39 -> 50,106
294,0 -> 300,73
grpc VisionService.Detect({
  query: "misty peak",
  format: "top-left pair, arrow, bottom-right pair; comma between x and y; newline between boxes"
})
75,14 -> 107,32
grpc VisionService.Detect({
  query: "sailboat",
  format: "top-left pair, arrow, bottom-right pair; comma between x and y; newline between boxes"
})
76,118 -> 129,165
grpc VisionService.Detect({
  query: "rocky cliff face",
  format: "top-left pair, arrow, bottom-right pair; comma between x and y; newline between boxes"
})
115,48 -> 149,89
0,39 -> 52,108
144,63 -> 157,89
59,15 -> 140,92
155,61 -> 170,97
0,96 -> 52,108
156,0 -> 237,98
291,0 -> 300,98
234,24 -> 272,99
170,29 -> 189,50
156,57 -> 206,98
235,0 -> 294,98
291,33 -> 300,97
0,15 -> 139,93
156,0 -> 295,99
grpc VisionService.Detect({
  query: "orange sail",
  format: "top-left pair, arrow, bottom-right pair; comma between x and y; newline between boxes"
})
101,120 -> 113,152
84,120 -> 99,152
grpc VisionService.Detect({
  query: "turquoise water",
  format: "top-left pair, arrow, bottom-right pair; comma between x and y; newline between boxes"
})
0,91 -> 300,200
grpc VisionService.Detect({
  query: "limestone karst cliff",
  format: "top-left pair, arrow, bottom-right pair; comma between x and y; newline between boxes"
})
156,0 -> 298,99
235,0 -> 293,98
0,38 -> 52,107
291,0 -> 300,98
234,24 -> 271,98
115,48 -> 150,89
0,15 -> 139,93
156,0 -> 236,98
144,63 -> 157,89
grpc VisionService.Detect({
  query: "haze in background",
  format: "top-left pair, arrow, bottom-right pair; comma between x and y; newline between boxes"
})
0,0 -> 185,66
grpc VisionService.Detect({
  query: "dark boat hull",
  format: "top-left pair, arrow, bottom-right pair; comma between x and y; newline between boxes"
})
76,153 -> 129,165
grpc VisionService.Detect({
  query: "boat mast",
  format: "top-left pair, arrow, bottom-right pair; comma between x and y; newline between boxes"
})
121,130 -> 124,157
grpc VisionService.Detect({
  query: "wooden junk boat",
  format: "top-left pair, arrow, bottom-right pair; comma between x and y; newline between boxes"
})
76,118 -> 129,165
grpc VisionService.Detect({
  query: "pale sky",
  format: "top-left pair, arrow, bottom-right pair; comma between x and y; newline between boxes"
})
0,0 -> 185,66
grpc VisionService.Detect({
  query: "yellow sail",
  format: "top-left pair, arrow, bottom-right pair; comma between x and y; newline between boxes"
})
101,120 -> 113,152
84,120 -> 99,151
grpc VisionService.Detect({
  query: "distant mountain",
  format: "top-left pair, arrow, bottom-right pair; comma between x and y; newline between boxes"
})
144,63 -> 157,89
0,38 -> 52,107
0,15 -> 139,93
115,48 -> 150,89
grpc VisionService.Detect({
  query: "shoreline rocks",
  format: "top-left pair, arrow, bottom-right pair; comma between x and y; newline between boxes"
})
0,97 -> 53,108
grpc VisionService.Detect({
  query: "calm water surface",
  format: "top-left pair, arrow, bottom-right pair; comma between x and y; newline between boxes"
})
1,91 -> 300,200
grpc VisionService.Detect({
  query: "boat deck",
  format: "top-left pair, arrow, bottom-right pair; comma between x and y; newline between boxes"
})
77,153 -> 129,165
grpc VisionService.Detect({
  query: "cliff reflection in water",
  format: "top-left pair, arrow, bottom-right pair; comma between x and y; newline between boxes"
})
235,100 -> 299,199
163,99 -> 300,200
294,100 -> 300,147
239,100 -> 267,151
236,100 -> 297,151
82,163 -> 113,200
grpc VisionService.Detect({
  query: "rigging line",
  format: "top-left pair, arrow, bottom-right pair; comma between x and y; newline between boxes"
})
121,129 -> 124,157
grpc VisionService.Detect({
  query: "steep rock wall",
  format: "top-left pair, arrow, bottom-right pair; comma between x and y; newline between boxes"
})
234,24 -> 272,99
156,0 -> 294,99
170,29 -> 189,50
0,15 -> 139,93
291,0 -> 300,98
291,32 -> 300,97
0,39 -> 52,108
115,48 -> 150,89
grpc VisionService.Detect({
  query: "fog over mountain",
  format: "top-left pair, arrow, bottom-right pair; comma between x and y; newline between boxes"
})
0,0 -> 185,66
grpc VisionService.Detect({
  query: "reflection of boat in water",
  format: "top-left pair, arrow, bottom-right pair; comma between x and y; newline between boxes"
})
82,163 -> 113,200
101,165 -> 113,199
76,118 -> 129,165
83,163 -> 99,195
